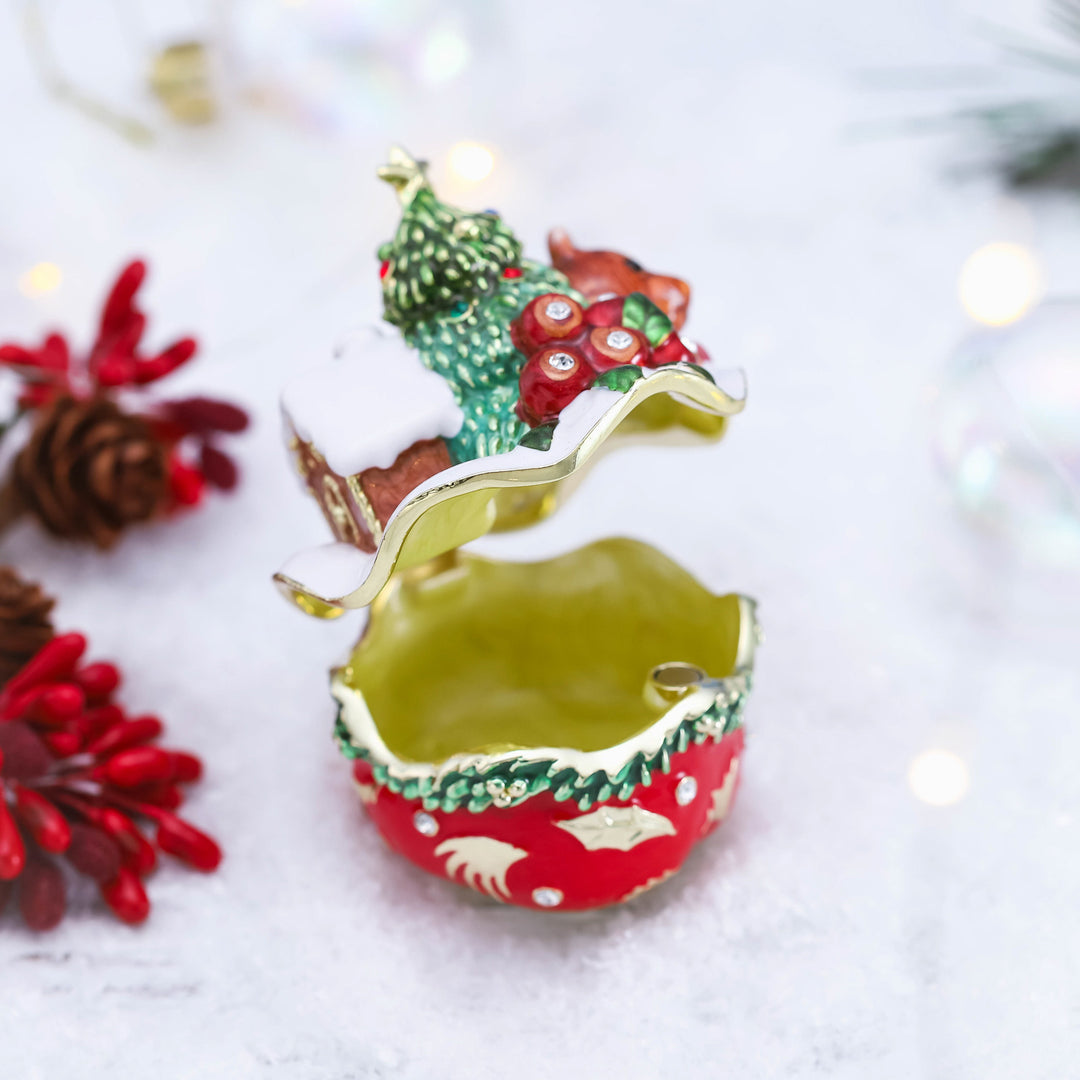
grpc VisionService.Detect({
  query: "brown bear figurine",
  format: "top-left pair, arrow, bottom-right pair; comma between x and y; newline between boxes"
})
548,228 -> 692,331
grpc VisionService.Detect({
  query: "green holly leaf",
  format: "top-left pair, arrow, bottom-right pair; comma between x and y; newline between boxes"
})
593,366 -> 644,393
682,361 -> 715,384
621,292 -> 672,346
518,422 -> 557,451
643,310 -> 673,346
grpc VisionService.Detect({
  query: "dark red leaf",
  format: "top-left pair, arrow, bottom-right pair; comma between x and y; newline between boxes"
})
19,858 -> 66,931
199,444 -> 238,490
166,397 -> 250,434
0,722 -> 51,781
66,823 -> 122,883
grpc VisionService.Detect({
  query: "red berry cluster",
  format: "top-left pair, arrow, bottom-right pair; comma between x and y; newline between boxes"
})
0,633 -> 221,930
0,259 -> 248,509
511,292 -> 706,427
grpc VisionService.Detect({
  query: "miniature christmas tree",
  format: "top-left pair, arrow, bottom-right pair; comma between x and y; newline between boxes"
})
377,147 -> 576,461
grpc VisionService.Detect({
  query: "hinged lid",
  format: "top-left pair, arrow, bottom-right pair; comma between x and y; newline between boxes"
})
275,149 -> 746,616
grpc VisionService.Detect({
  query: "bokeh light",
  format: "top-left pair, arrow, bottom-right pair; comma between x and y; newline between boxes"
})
959,243 -> 1042,326
908,748 -> 970,807
418,26 -> 470,85
18,262 -> 63,298
448,142 -> 494,184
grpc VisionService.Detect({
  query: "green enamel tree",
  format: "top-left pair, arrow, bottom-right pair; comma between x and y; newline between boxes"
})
377,147 -> 575,461
379,154 -> 521,329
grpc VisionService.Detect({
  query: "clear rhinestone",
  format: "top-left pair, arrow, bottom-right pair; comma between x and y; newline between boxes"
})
545,299 -> 573,322
675,775 -> 698,806
606,329 -> 634,350
413,811 -> 438,837
532,887 -> 563,908
548,352 -> 576,371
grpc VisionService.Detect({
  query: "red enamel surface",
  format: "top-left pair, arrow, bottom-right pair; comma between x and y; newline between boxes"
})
352,728 -> 744,910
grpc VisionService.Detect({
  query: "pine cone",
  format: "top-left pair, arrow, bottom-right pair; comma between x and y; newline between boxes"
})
0,567 -> 55,685
10,396 -> 168,548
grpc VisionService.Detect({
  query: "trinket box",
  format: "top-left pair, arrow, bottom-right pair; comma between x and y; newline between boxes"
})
277,149 -> 759,910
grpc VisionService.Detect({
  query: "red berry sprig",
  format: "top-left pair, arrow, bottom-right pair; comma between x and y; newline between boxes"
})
0,259 -> 249,510
0,633 -> 221,930
511,291 -> 708,427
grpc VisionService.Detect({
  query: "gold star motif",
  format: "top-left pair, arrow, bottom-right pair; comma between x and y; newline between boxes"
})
556,805 -> 676,852
354,778 -> 378,806
705,757 -> 741,827
377,145 -> 430,207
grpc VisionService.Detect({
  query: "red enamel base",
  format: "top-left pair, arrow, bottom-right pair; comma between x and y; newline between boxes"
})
351,728 -> 743,910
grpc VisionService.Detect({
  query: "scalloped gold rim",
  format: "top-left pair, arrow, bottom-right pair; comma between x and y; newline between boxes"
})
333,592 -> 759,788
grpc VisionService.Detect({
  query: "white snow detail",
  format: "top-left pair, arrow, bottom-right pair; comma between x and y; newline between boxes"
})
282,325 -> 464,474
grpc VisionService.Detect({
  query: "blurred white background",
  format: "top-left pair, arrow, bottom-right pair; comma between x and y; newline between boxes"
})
0,1 -> 1078,1078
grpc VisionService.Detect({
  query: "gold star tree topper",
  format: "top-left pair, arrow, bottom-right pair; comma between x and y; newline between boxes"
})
377,146 -> 430,208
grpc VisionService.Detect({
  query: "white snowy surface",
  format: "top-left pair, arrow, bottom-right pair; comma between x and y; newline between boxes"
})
283,326 -> 464,474
1,2 -> 1080,1079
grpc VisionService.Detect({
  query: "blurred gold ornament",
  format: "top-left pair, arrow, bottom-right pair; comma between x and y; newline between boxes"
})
23,0 -> 153,147
149,42 -> 217,124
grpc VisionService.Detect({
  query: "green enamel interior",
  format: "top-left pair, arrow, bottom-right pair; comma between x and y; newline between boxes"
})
342,537 -> 743,764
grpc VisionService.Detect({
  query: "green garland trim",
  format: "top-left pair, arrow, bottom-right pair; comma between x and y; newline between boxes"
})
333,676 -> 750,813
